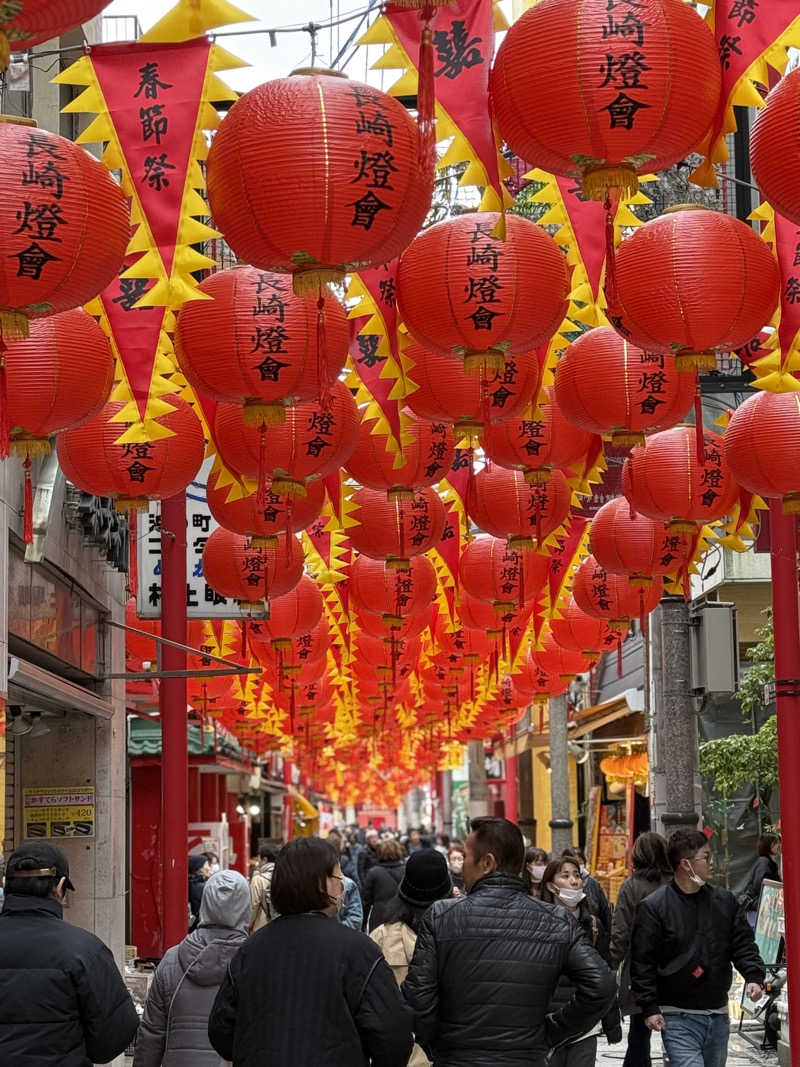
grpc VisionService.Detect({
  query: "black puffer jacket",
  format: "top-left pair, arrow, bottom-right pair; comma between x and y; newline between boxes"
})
401,873 -> 616,1067
363,860 -> 406,931
631,881 -> 766,1017
0,894 -> 139,1066
209,911 -> 412,1066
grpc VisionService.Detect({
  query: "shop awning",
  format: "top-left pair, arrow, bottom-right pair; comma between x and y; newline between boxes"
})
499,692 -> 643,758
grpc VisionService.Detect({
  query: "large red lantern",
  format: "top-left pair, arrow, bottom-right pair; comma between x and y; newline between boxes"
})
482,387 -> 593,482
0,2 -> 117,65
622,427 -> 738,530
397,213 -> 569,372
554,327 -> 695,446
253,616 -> 330,673
175,267 -> 348,425
609,207 -> 780,372
257,576 -> 324,650
57,395 -> 205,513
207,469 -> 325,546
348,486 -> 445,568
0,121 -> 129,337
215,381 -> 360,497
457,591 -> 511,639
515,654 -> 568,699
590,496 -> 693,584
202,528 -> 304,611
355,603 -> 434,642
350,553 -> 437,626
491,0 -> 720,201
751,69 -> 800,227
207,71 -> 431,294
459,536 -> 550,612
550,598 -> 614,657
344,411 -> 454,501
534,634 -> 597,679
724,391 -> 800,514
469,464 -> 571,549
572,555 -> 662,626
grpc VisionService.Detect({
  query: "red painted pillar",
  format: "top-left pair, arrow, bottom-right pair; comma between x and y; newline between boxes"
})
200,773 -> 219,822
770,501 -> 800,1051
504,728 -> 519,825
160,492 -> 188,952
188,767 -> 201,823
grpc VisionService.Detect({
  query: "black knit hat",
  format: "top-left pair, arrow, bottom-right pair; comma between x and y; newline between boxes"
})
399,849 -> 452,906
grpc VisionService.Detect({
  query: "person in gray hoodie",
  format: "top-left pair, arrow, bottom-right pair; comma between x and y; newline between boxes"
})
133,869 -> 250,1066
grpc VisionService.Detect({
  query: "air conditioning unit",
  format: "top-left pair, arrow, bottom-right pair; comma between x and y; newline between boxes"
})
689,601 -> 739,696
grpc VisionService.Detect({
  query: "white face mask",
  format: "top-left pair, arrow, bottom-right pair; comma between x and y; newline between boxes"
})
557,887 -> 586,908
686,863 -> 705,888
210,863 -> 220,875
528,864 -> 547,882
449,854 -> 464,872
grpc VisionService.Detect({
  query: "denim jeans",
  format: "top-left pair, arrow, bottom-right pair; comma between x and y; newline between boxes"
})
662,1012 -> 729,1067
623,1013 -> 653,1067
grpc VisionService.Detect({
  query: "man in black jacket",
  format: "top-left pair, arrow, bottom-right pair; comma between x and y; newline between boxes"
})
402,817 -> 616,1067
630,829 -> 766,1067
0,841 -> 138,1066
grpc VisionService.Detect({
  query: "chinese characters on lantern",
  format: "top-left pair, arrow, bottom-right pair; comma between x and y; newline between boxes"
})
599,0 -> 652,132
425,423 -> 450,480
11,132 -> 70,282
251,273 -> 291,381
465,219 -> 504,337
349,85 -> 396,230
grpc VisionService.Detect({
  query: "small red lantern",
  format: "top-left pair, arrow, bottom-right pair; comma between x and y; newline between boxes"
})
751,69 -> 800,227
469,464 -> 571,549
207,71 -> 432,294
397,213 -> 569,372
589,496 -> 693,583
515,654 -> 568,699
550,597 -> 614,657
434,616 -> 491,664
356,603 -> 434,642
572,555 -> 663,626
348,485 -> 445,568
622,426 -> 738,530
215,380 -> 361,497
344,411 -> 454,501
491,0 -> 720,201
459,535 -> 550,612
554,327 -> 695,446
257,576 -> 324,650
482,387 -> 593,482
724,390 -> 800,514
609,207 -> 780,372
57,395 -> 205,513
350,553 -> 437,626
175,267 -> 348,425
202,528 -> 304,611
457,591 -> 509,639
206,469 -> 325,546
253,616 -> 330,673
534,634 -> 597,680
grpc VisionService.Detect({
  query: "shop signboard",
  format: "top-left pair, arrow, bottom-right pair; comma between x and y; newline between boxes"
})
23,786 -> 95,838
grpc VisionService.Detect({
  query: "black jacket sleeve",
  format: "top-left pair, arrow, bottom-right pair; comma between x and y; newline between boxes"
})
609,879 -> 635,970
208,960 -> 239,1062
354,956 -> 413,1067
546,918 -> 616,1048
730,896 -> 767,983
401,909 -> 439,1054
629,897 -> 662,1018
76,944 -> 139,1063
362,867 -> 377,915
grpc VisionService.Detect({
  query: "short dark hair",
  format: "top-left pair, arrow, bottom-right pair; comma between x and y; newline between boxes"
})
377,838 -> 406,862
271,838 -> 340,916
382,892 -> 429,934
539,857 -> 582,906
469,817 -> 524,875
5,855 -> 59,898
757,833 -> 780,858
632,832 -> 671,881
561,845 -> 587,866
667,829 -> 709,872
258,842 -> 280,863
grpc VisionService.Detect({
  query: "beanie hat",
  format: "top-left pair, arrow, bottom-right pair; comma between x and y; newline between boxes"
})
188,855 -> 206,876
399,849 -> 452,907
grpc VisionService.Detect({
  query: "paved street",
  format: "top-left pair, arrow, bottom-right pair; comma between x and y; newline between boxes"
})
595,1026 -> 779,1065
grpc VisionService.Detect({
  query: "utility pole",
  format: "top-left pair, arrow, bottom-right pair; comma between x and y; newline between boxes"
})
467,740 -> 489,820
548,693 -> 573,854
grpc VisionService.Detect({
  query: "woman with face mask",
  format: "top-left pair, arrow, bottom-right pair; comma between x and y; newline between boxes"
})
447,843 -> 466,895
523,846 -> 550,899
540,857 -> 622,1066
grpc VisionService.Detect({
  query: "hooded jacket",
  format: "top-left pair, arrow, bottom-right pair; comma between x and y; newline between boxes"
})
134,870 -> 251,1067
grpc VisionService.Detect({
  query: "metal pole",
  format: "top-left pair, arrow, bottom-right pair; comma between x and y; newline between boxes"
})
467,740 -> 489,820
159,492 -> 188,951
549,693 -> 573,853
440,769 -> 453,838
504,726 -> 519,824
769,501 -> 800,1054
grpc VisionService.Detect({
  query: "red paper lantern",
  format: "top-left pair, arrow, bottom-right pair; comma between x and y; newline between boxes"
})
253,616 -> 330,673
397,213 -> 569,372
344,411 -> 454,500
175,267 -> 348,425
56,395 -> 204,513
589,496 -> 693,583
513,652 -> 568,699
434,616 -> 492,664
457,591 -> 510,639
257,576 -> 324,649
355,604 -> 434,641
554,327 -> 695,446
355,632 -> 420,674
459,536 -> 550,611
215,380 -> 360,497
491,0 -> 720,201
622,427 -> 739,530
348,485 -> 445,567
0,1 -> 117,63
469,464 -> 571,549
0,121 -> 129,336
550,598 -> 615,657
572,555 -> 662,626
724,390 -> 800,513
350,553 -> 437,626
206,469 -> 325,546
534,633 -> 597,679
609,207 -> 780,372
405,342 -> 540,438
482,387 -> 593,482
202,528 -> 304,611
751,69 -> 800,227
207,71 -> 431,294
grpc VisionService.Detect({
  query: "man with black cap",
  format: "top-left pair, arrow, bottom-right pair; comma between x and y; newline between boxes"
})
0,841 -> 139,1065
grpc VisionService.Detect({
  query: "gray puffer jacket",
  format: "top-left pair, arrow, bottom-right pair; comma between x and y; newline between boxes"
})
133,869 -> 250,1066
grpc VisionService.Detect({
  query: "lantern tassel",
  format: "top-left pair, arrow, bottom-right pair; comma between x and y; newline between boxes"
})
0,336 -> 9,460
416,9 -> 437,178
23,457 -> 33,544
603,194 -> 618,308
616,636 -> 623,679
256,423 -> 268,507
240,620 -> 247,660
316,292 -> 331,412
518,549 -> 525,611
693,377 -> 705,467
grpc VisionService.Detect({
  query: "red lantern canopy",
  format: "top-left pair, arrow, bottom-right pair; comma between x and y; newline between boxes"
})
206,71 -> 432,295
56,395 -> 205,513
469,464 -> 571,549
550,598 -> 614,657
397,213 -> 569,372
572,555 -> 663,626
589,496 -> 694,583
0,121 -> 129,337
207,469 -> 324,546
350,553 -> 437,626
609,207 -> 780,372
355,604 -> 434,642
534,633 -> 597,679
751,68 -> 800,227
622,426 -> 738,530
491,0 -> 720,201
344,411 -> 454,501
252,616 -> 330,673
457,591 -> 510,640
514,652 -> 568,700
434,616 -> 492,664
724,390 -> 800,514
348,485 -> 445,568
482,387 -> 594,482
257,576 -> 324,650
215,380 -> 361,497
459,536 -> 550,612
405,341 -> 540,438
554,327 -> 696,446
355,632 -> 421,674
201,528 -> 304,611
175,267 -> 348,425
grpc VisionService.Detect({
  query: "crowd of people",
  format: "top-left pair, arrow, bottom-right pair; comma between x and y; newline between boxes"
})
0,821 -> 773,1065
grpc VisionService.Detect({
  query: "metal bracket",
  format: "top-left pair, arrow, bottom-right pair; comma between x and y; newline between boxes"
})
102,619 -> 259,680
